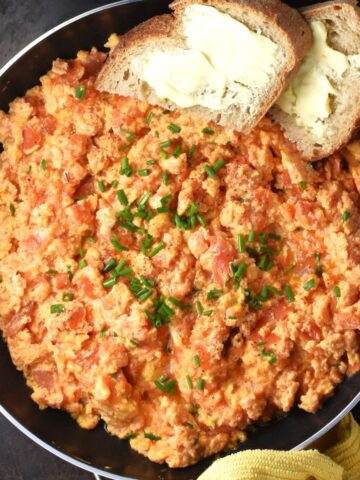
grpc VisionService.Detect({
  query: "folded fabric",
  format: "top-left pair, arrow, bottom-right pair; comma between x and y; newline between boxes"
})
198,414 -> 360,480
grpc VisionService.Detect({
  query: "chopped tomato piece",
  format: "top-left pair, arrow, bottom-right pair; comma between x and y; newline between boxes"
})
79,276 -> 98,299
209,237 -> 237,285
68,307 -> 87,330
22,124 -> 42,152
54,273 -> 70,290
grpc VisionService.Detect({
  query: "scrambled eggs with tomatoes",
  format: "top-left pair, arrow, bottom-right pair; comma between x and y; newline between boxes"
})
0,41 -> 359,467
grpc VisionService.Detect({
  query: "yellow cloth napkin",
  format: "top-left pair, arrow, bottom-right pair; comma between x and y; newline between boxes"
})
198,414 -> 360,480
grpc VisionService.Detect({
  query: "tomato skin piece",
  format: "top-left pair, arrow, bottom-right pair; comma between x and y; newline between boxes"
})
209,237 -> 237,286
249,300 -> 289,343
22,124 -> 42,152
79,276 -> 98,300
68,307 -> 87,330
54,273 -> 70,290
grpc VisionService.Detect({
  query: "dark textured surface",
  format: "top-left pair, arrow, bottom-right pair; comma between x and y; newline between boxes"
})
0,1 -> 359,479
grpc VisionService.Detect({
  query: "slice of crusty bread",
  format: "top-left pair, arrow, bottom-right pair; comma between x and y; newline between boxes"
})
271,0 -> 360,161
96,0 -> 312,133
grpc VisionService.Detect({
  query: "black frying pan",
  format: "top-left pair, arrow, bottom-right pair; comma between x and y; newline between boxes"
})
0,1 -> 359,479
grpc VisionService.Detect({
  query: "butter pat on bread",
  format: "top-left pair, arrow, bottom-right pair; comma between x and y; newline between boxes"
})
272,0 -> 360,160
96,0 -> 312,133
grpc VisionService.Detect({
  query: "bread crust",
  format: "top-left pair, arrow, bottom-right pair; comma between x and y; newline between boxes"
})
271,0 -> 360,161
96,0 -> 312,133
96,15 -> 176,88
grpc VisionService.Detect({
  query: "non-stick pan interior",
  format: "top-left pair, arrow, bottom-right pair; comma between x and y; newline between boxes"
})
0,1 -> 359,479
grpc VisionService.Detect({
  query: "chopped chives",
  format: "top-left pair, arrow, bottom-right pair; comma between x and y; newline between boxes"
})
207,289 -> 224,300
203,310 -> 213,316
111,237 -> 129,252
75,84 -> 86,99
144,432 -> 161,441
46,269 -> 58,275
186,375 -> 193,389
138,168 -> 150,177
168,296 -> 187,309
154,375 -> 177,395
160,140 -> 172,149
259,349 -> 277,365
97,180 -> 106,192
258,233 -> 268,245
284,284 -> 295,302
145,210 -> 154,222
9,203 -> 15,216
136,288 -> 153,302
120,157 -> 132,177
204,165 -> 216,178
248,230 -> 256,243
333,285 -> 341,298
139,191 -> 151,207
260,286 -> 270,301
67,265 -> 73,281
146,159 -> 156,165
304,279 -> 316,291
99,328 -> 108,337
213,158 -> 225,173
238,234 -> 246,253
197,378 -> 205,390
50,304 -> 65,314
160,194 -> 173,205
163,171 -> 169,186
103,258 -> 116,273
116,267 -> 133,276
119,143 -> 131,152
141,234 -> 153,254
140,275 -> 156,287
236,264 -> 248,279
115,259 -> 127,272
173,145 -> 182,157
63,292 -> 74,302
130,339 -> 139,346
194,355 -> 200,367
196,301 -> 203,315
188,202 -> 198,216
197,214 -> 206,227
167,124 -> 181,134
267,286 -> 282,296
148,242 -> 166,258
298,181 -> 308,190
160,149 -> 169,159
103,276 -> 117,288
79,258 -> 87,269
342,211 -> 351,222
40,159 -> 47,170
146,111 -> 154,125
202,128 -> 215,135
117,189 -> 128,206
188,144 -> 196,158
258,255 -> 268,271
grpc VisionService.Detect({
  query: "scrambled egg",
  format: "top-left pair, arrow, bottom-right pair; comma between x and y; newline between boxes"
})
0,46 -> 359,468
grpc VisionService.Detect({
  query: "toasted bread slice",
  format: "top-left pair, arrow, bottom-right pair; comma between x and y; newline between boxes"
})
271,0 -> 360,161
96,0 -> 312,133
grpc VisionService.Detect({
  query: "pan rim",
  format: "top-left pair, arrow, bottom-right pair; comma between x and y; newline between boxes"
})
0,1 -> 359,478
